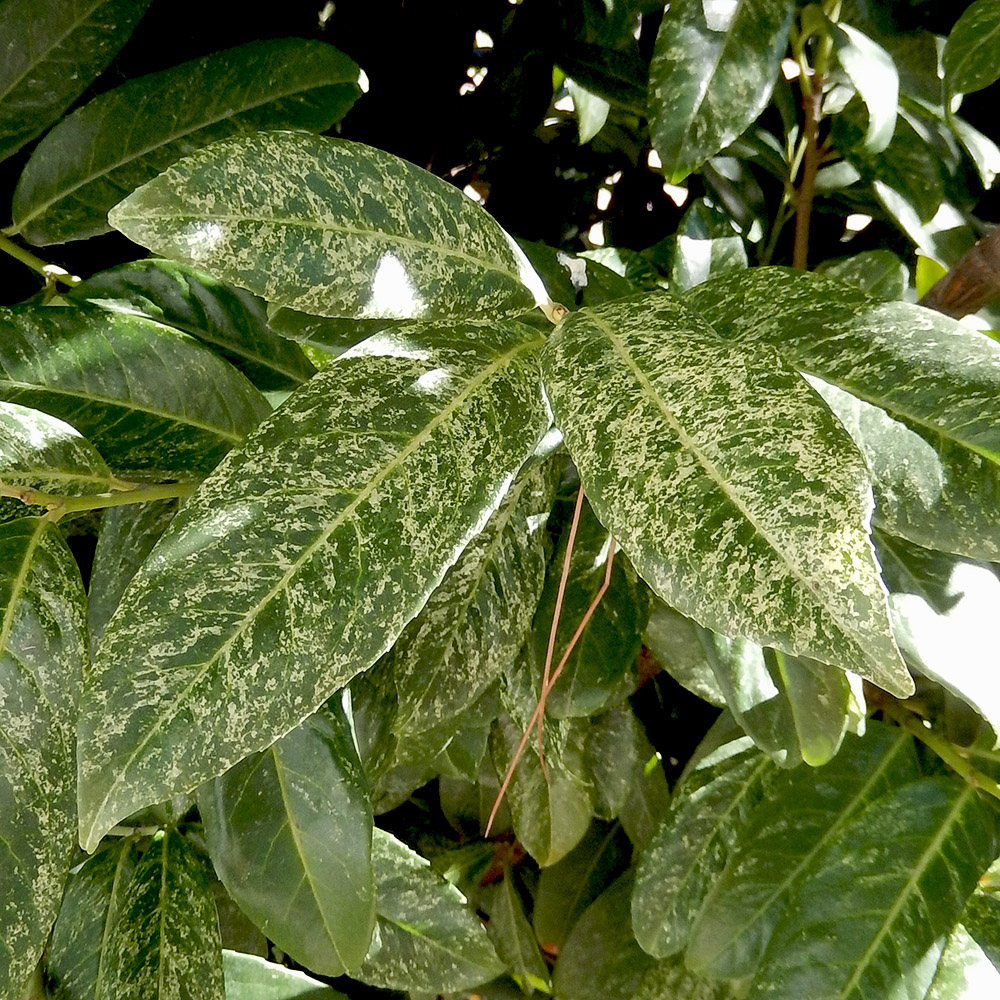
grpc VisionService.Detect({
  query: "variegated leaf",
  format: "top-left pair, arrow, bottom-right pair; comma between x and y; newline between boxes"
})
77,320 -> 550,851
0,305 -> 270,480
108,132 -> 543,321
1,518 -> 87,999
943,0 -> 1000,97
101,830 -> 224,1000
541,293 -> 910,697
198,702 -> 374,977
483,868 -> 550,993
221,951 -> 348,1000
358,828 -> 503,992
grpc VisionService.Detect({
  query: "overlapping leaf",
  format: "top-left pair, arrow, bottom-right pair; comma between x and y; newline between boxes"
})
100,831 -> 225,1000
541,292 -> 910,695
11,39 -> 365,245
0,305 -> 270,480
818,251 -> 908,302
72,260 -> 316,390
198,703 -> 374,977
77,320 -> 550,851
648,0 -> 795,182
358,829 -> 503,992
221,951 -> 348,1000
750,778 -> 1000,999
108,132 -> 543,321
944,0 -> 1000,98
0,517 -> 86,999
0,0 -> 152,162
833,24 -> 898,154
483,869 -> 550,993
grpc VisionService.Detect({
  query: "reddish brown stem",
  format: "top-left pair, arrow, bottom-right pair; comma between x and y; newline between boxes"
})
792,75 -> 823,270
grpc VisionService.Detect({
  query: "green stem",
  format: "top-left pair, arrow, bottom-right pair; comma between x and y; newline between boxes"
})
886,705 -> 1000,806
0,233 -> 81,287
0,480 -> 197,520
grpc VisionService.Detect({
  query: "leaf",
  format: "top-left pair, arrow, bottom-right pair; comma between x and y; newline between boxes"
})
0,0 -> 153,162
631,718 -> 772,958
198,702 -> 375,977
541,292 -> 910,697
101,830 -> 225,1000
0,517 -> 86,999
47,839 -> 139,1000
0,400 -> 125,497
87,500 -> 177,653
586,705 -> 661,821
749,778 -> 1000,1000
517,240 -> 639,311
925,908 -> 1000,1000
670,235 -> 748,293
0,305 -> 270,480
566,77 -> 610,144
952,116 -> 1000,190
77,320 -> 550,851
944,0 -> 1000,98
71,260 -> 316,390
555,44 -> 647,116
483,869 -> 550,993
265,309 -> 376,359
833,24 -> 899,154
221,951 -> 348,1000
643,600 -> 726,707
107,132 -> 543,321
358,828 -> 504,993
818,251 -> 908,302
11,39 -> 365,245
685,723 -> 919,979
648,0 -> 795,183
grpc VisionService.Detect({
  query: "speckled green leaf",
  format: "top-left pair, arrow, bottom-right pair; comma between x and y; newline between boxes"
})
198,702 -> 374,977
483,869 -> 550,993
749,778 -> 1000,1000
0,305 -> 269,480
358,828 -> 503,992
108,132 -> 542,321
944,0 -> 1000,97
46,839 -> 139,1000
491,653 -> 594,866
0,400 -> 125,498
72,260 -> 316,391
0,517 -> 86,999
833,24 -> 898,154
11,40 -> 364,245
0,0 -> 152,162
265,308 -> 376,360
221,951 -> 347,1000
101,830 -> 225,1000
817,251 -> 908,302
541,292 -> 910,697
685,723 -> 918,979
632,718 -> 772,958
77,320 -> 549,851
385,458 -> 555,742
648,0 -> 795,183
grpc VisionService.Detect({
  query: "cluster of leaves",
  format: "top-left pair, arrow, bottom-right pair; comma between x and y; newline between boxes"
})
3,1 -> 1000,999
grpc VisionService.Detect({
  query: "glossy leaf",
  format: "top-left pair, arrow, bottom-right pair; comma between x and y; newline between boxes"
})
198,702 -> 374,977
483,869 -> 550,992
750,778 -> 1000,999
47,839 -> 139,1000
108,132 -> 543,321
566,77 -> 610,144
0,400 -> 124,497
670,235 -> 748,293
12,40 -> 364,245
819,251 -> 908,303
643,600 -> 726,706
0,0 -> 152,162
71,260 -> 316,390
833,24 -> 898,154
0,517 -> 86,999
556,43 -> 647,116
358,828 -> 503,992
77,320 -> 549,851
0,305 -> 270,480
101,830 -> 225,1000
221,951 -> 347,1000
685,723 -> 919,979
944,0 -> 1000,98
542,292 -> 910,697
925,910 -> 1000,1000
648,0 -> 795,183
632,719 -> 772,958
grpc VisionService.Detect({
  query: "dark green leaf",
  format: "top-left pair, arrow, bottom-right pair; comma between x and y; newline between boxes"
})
586,705 -> 662,822
0,305 -> 270,480
47,839 -> 139,1000
0,517 -> 86,999
517,241 -> 639,311
669,235 -> 748,293
198,703 -> 374,977
944,0 -> 1000,97
556,44 -> 647,116
11,40 -> 365,245
817,251 -> 908,302
0,0 -> 152,162
648,0 -> 795,182
77,320 -> 550,851
358,829 -> 503,992
483,869 -> 550,993
542,292 -> 910,697
750,778 -> 1000,999
71,260 -> 316,390
685,723 -> 919,978
833,24 -> 898,154
924,899 -> 1000,1000
221,951 -> 347,1000
108,132 -> 542,321
642,600 -> 726,707
101,830 -> 225,1000
265,309 -> 377,359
